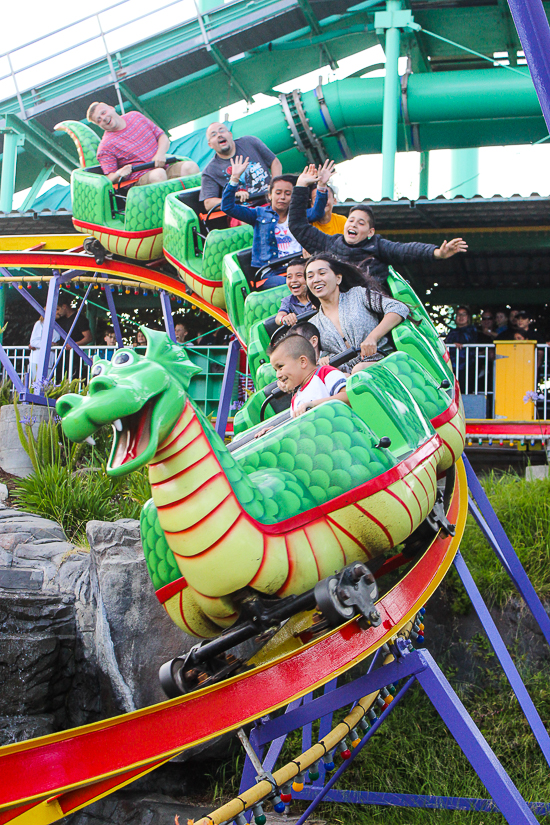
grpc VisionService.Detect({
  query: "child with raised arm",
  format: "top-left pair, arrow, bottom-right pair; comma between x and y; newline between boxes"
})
289,163 -> 468,284
220,157 -> 331,287
275,258 -> 314,326
268,333 -> 349,418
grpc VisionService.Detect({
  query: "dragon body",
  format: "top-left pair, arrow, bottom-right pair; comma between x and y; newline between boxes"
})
57,329 -> 464,640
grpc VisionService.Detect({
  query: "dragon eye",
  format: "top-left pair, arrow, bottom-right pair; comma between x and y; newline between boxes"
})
91,363 -> 105,378
112,350 -> 133,366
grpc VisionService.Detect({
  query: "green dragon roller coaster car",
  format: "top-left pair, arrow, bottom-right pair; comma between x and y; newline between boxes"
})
55,120 -> 201,261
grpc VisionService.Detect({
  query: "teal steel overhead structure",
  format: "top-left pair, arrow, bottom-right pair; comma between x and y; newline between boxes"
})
1,0 -> 550,200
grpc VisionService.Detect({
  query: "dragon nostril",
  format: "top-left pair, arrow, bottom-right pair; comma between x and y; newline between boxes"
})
57,397 -> 76,417
89,376 -> 116,395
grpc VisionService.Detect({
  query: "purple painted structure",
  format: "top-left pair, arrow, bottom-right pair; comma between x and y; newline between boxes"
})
236,460 -> 550,822
506,0 -> 550,132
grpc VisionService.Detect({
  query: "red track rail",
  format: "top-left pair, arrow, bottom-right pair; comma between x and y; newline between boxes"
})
0,462 -> 467,823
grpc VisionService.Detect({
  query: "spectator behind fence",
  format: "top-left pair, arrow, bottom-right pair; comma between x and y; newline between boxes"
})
87,102 -> 199,188
98,328 -> 117,360
174,320 -> 190,344
445,306 -> 479,393
200,123 -> 282,212
478,310 -> 497,341
495,309 -> 509,335
134,330 -> 147,352
56,295 -> 92,381
29,316 -> 60,384
220,158 -> 330,287
289,164 -> 468,285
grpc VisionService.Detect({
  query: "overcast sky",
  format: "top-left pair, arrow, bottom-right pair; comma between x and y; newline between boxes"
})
4,0 -> 550,204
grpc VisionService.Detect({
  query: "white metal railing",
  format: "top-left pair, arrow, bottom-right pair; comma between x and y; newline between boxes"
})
1,344 -> 231,415
0,0 -> 198,115
536,345 -> 550,420
446,343 -> 495,417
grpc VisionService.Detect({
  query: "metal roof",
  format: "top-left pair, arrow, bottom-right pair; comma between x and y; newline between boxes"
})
336,193 -> 550,231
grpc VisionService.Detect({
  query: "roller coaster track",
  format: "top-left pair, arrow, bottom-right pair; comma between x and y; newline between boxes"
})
0,237 -> 231,331
0,460 -> 467,825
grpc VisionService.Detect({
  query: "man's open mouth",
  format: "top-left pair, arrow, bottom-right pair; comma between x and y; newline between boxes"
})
111,397 -> 157,468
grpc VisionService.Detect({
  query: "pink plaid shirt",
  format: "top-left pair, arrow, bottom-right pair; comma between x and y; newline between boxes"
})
97,111 -> 165,183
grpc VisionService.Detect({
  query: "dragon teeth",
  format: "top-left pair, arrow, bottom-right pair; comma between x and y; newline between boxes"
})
85,436 -> 96,446
113,419 -> 123,432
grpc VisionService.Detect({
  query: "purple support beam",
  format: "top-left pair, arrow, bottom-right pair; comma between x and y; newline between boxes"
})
464,455 -> 550,648
0,346 -> 24,393
454,550 -> 550,767
159,290 -> 176,342
296,789 -> 550,815
4,274 -> 93,368
215,337 -> 240,438
506,0 -> 550,132
293,676 -> 416,825
416,649 -> 539,825
48,284 -> 92,381
105,287 -> 123,348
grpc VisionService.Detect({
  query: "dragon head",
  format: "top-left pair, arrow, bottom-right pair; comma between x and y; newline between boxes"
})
57,327 -> 201,476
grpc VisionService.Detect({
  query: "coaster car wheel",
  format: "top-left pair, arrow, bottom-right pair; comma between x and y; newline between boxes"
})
314,562 -> 380,629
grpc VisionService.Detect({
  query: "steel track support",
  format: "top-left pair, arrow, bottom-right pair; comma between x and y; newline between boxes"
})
464,454 -> 550,647
104,285 -> 123,348
506,0 -> 550,133
380,0 -> 402,199
0,131 -> 24,214
235,462 -> 550,822
214,336 -> 239,437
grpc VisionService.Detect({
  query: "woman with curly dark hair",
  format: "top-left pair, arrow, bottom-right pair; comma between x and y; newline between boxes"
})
304,254 -> 409,373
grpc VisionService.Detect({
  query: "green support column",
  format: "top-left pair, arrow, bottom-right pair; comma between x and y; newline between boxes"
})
0,131 -> 22,214
419,150 -> 429,198
380,0 -> 402,200
450,147 -> 479,198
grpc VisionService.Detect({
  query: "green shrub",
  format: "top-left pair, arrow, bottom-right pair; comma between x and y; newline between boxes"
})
446,470 -> 550,611
12,394 -> 152,543
13,463 -> 144,544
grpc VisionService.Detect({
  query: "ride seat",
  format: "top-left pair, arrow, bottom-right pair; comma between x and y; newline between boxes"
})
236,249 -> 255,288
176,188 -> 202,216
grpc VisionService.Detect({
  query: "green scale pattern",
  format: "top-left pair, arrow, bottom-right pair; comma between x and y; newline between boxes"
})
244,286 -> 288,339
163,193 -> 253,284
139,401 -> 396,591
202,225 -> 253,282
384,351 -> 448,420
71,167 -> 199,232
140,498 -> 181,591
125,173 -> 201,232
72,169 -> 115,227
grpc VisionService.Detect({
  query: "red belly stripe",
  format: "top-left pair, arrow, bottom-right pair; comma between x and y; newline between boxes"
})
172,513 -> 245,560
277,534 -> 295,595
249,534 -> 269,587
156,472 -> 225,511
325,515 -> 367,552
354,503 -> 394,546
164,492 -> 234,535
303,527 -> 321,580
151,443 -> 212,487
385,488 -> 414,531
